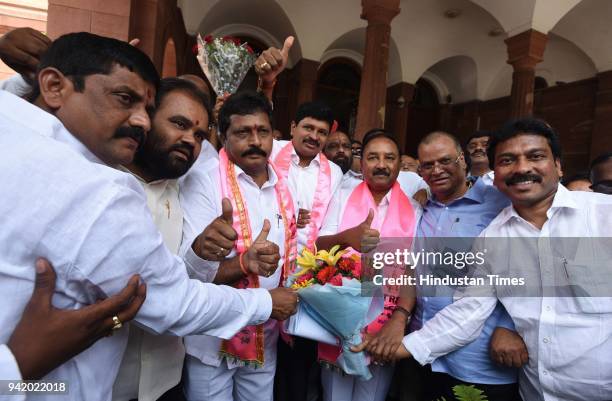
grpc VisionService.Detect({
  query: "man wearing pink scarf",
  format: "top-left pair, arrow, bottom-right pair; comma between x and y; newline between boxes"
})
315,129 -> 421,401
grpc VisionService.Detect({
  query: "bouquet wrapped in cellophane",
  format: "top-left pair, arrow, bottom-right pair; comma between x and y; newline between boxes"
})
196,34 -> 256,95
284,246 -> 383,380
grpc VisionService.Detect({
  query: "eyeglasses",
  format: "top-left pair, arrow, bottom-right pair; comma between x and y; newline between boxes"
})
418,153 -> 462,174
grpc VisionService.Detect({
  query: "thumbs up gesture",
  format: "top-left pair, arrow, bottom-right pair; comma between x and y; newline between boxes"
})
342,209 -> 380,253
254,36 -> 294,84
192,198 -> 238,261
244,219 -> 281,277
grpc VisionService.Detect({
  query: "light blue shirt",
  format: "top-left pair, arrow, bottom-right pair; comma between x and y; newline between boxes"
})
411,178 -> 517,384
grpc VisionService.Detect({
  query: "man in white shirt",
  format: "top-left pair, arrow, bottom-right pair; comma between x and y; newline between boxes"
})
179,91 -> 297,401
316,129 -> 421,401
0,32 -> 296,401
112,77 -> 212,401
465,130 -> 495,185
366,118 -> 612,401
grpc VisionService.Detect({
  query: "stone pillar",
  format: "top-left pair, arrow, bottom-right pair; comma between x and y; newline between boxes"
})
354,0 -> 400,139
385,82 -> 415,154
505,29 -> 548,119
286,59 -> 319,122
590,70 -> 612,159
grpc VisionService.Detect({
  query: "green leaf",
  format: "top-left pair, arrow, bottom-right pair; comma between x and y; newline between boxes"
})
452,384 -> 488,401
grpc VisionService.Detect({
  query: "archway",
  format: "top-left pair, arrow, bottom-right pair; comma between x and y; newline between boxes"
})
161,37 -> 177,78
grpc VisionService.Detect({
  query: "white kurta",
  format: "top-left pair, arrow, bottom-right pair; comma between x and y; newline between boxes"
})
403,185 -> 612,401
0,90 -> 272,401
0,344 -> 24,401
270,140 -> 343,252
112,175 -> 185,401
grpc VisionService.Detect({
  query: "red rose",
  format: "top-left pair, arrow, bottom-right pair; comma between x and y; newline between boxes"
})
316,265 -> 336,285
204,35 -> 213,44
329,274 -> 343,286
245,45 -> 254,54
192,43 -> 199,55
233,38 -> 242,45
351,260 -> 362,279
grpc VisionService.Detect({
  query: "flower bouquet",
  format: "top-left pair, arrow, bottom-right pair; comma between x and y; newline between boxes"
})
196,34 -> 256,95
284,246 -> 383,380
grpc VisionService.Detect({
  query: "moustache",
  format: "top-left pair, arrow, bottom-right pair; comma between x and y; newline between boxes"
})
114,126 -> 145,148
470,149 -> 487,157
373,168 -> 390,177
241,147 -> 268,158
303,138 -> 320,148
505,173 -> 542,186
169,143 -> 195,162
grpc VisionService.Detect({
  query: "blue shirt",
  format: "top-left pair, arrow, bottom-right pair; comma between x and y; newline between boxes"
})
411,178 -> 517,384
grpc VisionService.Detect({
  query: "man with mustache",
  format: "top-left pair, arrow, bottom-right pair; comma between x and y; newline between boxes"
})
315,129 -> 421,401
589,152 -> 612,194
465,130 -> 494,185
400,155 -> 419,173
382,118 -> 612,401
402,131 -> 523,401
178,91 -> 298,401
0,32 -> 297,401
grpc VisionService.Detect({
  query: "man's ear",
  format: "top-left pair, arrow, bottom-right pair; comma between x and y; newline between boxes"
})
37,67 -> 72,110
290,121 -> 296,138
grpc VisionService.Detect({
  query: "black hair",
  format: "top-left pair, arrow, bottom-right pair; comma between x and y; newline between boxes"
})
218,91 -> 273,135
465,130 -> 493,147
562,172 -> 591,186
294,101 -> 334,129
351,139 -> 362,147
590,152 -> 612,171
419,131 -> 463,154
361,128 -> 400,158
155,77 -> 212,120
30,32 -> 159,101
487,118 -> 562,170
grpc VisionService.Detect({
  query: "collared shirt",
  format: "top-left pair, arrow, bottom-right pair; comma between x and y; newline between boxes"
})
179,161 -> 287,368
340,169 -> 363,192
403,184 -> 612,401
270,140 -> 343,252
412,178 -> 516,384
319,177 -> 422,237
469,170 -> 495,186
0,90 -> 272,401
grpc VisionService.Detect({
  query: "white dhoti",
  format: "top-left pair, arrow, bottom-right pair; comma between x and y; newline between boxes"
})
321,364 -> 394,401
183,324 -> 278,401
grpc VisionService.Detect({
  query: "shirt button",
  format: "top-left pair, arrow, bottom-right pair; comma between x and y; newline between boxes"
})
543,370 -> 548,375
543,337 -> 550,344
545,306 -> 552,311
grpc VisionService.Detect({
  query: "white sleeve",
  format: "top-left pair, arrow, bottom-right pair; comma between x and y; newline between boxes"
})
53,177 -> 271,339
179,170 -> 221,283
318,186 -> 345,236
0,344 -> 25,401
0,74 -> 30,98
397,171 -> 428,196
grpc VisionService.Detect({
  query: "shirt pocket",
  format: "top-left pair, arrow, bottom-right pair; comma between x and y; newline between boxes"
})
563,259 -> 612,313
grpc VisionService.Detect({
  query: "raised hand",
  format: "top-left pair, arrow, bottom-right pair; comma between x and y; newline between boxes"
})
192,198 -> 237,261
8,258 -> 146,380
342,209 -> 380,252
254,36 -> 294,84
0,27 -> 51,83
244,219 -> 281,277
268,287 -> 298,321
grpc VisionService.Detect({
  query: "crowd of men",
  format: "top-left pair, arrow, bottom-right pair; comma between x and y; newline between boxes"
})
0,27 -> 611,401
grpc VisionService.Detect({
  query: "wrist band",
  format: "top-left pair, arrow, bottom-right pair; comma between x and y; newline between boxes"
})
239,251 -> 249,276
393,305 -> 412,320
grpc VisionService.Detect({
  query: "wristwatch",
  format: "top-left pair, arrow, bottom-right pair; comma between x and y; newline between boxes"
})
392,305 -> 412,321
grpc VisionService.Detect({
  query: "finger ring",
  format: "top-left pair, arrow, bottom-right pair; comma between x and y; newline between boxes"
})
260,62 -> 269,69
112,315 -> 123,331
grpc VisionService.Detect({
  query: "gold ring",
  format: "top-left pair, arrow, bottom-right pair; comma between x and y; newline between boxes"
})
260,62 -> 269,69
112,315 -> 123,330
